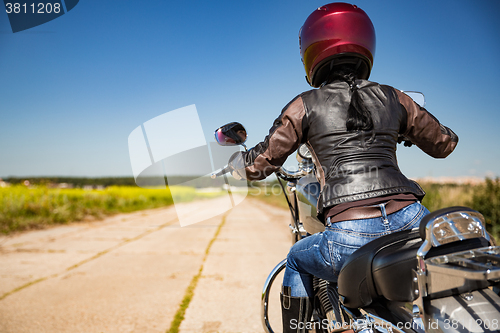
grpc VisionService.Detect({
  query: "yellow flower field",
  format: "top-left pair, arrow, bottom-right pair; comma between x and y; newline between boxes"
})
0,185 -> 221,234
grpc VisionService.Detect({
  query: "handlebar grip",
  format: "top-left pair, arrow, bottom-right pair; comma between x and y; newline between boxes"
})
211,166 -> 231,179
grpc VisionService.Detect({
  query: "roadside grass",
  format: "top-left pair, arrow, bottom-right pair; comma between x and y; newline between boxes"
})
3,179 -> 499,240
0,185 -> 221,234
419,182 -> 474,212
247,184 -> 290,210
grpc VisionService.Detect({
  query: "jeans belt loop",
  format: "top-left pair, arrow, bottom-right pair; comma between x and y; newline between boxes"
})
378,203 -> 389,224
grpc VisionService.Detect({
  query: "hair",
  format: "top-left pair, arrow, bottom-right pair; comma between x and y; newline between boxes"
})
326,64 -> 373,132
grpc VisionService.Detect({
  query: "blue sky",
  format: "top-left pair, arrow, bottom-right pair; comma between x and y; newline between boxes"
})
1,0 -> 499,179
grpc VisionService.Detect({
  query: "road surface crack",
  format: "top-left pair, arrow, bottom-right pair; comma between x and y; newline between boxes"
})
166,212 -> 228,333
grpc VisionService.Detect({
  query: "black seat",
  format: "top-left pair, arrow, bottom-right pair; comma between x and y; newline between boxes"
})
338,206 -> 491,309
371,236 -> 422,302
337,229 -> 421,308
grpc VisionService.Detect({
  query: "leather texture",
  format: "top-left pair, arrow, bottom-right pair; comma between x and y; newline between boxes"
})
237,79 -> 458,214
302,80 -> 434,211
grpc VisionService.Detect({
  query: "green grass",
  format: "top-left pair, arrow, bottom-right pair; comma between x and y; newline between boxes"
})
0,185 -> 221,234
247,183 -> 290,210
420,182 -> 474,212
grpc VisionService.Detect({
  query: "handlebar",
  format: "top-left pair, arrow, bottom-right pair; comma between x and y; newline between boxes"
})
211,166 -> 311,180
276,167 -> 310,181
211,166 -> 231,179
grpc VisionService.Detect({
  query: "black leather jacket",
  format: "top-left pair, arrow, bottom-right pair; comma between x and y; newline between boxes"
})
231,80 -> 458,213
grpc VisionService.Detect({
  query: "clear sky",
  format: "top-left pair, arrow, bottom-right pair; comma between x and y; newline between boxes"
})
1,0 -> 499,179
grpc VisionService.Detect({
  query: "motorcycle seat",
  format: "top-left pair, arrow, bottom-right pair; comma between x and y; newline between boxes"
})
372,206 -> 488,304
338,221 -> 491,308
337,228 -> 421,308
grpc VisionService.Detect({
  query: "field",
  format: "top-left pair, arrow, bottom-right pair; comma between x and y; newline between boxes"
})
0,185 -> 221,234
2,178 -> 499,240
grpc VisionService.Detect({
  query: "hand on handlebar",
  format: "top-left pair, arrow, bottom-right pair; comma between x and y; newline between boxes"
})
211,152 -> 245,180
211,165 -> 245,180
397,134 -> 413,147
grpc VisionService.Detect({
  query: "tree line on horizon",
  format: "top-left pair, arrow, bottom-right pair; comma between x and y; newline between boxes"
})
3,176 -> 253,188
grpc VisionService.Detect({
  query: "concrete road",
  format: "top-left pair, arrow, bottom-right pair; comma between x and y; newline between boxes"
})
0,196 -> 291,333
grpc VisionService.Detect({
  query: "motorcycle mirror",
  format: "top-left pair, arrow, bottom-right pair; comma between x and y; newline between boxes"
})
214,122 -> 248,147
402,91 -> 426,108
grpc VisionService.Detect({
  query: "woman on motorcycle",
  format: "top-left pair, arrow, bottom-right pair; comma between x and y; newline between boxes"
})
228,3 -> 458,332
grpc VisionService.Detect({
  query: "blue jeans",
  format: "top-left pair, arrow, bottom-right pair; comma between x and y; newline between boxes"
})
283,202 -> 429,297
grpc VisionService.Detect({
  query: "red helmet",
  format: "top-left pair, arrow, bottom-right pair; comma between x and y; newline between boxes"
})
299,3 -> 376,87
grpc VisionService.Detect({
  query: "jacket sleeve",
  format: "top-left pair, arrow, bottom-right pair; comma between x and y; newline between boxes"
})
230,95 -> 307,180
395,90 -> 458,158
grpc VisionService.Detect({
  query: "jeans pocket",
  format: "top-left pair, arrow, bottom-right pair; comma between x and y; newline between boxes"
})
328,240 -> 357,278
327,231 -> 370,278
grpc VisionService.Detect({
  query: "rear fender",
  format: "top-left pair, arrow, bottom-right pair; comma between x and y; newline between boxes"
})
423,288 -> 500,333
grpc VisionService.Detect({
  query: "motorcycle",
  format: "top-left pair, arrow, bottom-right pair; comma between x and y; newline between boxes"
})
212,94 -> 500,333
